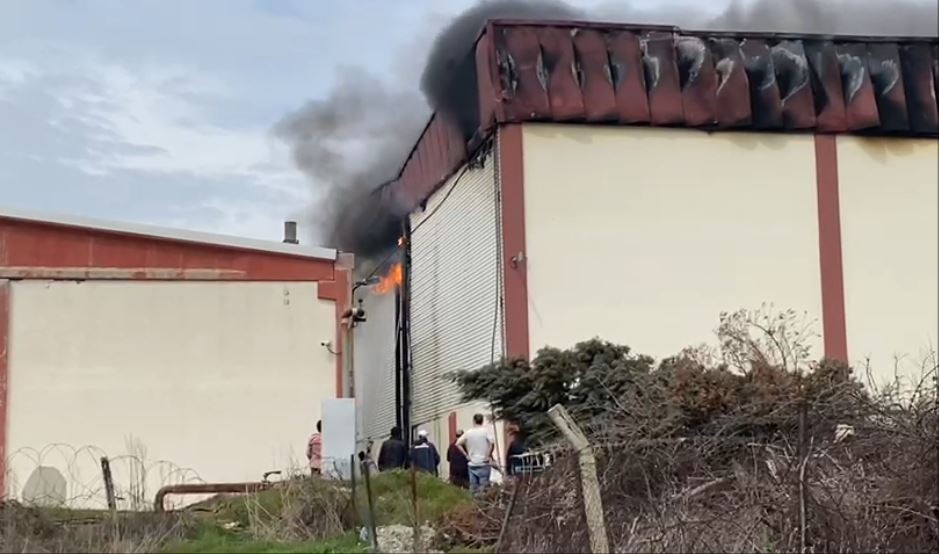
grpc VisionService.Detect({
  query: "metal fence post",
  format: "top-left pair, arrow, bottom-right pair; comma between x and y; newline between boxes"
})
360,457 -> 379,552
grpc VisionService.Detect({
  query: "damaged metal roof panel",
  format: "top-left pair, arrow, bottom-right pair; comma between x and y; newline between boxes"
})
391,21 -> 937,220
479,21 -> 938,137
392,114 -> 467,213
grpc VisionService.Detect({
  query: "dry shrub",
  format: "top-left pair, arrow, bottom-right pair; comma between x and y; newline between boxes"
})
450,308 -> 938,553
220,476 -> 352,543
0,501 -> 187,553
486,369 -> 938,553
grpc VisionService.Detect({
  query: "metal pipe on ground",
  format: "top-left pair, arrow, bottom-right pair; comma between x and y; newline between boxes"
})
154,482 -> 272,512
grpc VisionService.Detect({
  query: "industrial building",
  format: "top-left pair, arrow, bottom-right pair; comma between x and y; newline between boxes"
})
0,209 -> 351,507
354,20 -> 939,474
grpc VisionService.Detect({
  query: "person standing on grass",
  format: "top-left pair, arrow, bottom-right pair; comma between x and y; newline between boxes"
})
456,413 -> 495,492
447,429 -> 469,489
410,429 -> 441,476
306,420 -> 322,477
377,426 -> 408,471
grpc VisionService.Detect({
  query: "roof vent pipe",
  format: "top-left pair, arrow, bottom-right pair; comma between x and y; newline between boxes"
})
283,221 -> 299,244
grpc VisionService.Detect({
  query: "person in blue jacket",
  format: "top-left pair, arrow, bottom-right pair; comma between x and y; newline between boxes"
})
410,429 -> 440,476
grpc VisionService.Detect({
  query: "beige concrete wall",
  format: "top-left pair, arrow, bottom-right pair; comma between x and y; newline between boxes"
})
522,124 -> 823,361
837,137 -> 939,389
6,280 -> 336,508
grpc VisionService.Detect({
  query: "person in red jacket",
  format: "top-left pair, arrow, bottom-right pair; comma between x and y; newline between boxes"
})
306,420 -> 322,476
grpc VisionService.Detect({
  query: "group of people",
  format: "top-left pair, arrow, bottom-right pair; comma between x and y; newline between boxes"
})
306,414 -> 527,493
375,413 -> 528,492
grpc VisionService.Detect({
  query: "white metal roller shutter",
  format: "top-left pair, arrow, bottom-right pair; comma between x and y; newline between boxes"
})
353,289 -> 398,441
409,147 -> 503,425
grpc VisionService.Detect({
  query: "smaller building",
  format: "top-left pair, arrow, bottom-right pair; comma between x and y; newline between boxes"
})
0,208 -> 352,508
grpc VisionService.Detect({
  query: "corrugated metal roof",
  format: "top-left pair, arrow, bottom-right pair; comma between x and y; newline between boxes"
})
478,20 -> 939,135
0,206 -> 337,261
390,20 -> 939,212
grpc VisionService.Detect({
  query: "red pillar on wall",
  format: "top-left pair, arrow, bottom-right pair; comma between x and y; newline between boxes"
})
814,135 -> 849,363
499,124 -> 531,361
0,281 -> 9,497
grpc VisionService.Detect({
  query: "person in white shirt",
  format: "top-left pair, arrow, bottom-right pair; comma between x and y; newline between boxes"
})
455,413 -> 495,492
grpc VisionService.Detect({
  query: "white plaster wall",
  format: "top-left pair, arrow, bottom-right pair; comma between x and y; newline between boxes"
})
837,137 -> 939,389
522,124 -> 824,361
6,280 -> 336,508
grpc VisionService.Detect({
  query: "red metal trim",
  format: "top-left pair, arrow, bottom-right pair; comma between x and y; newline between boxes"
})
475,22 -> 499,134
608,30 -> 651,123
448,412 -> 457,444
318,266 -> 351,398
643,33 -> 685,125
571,29 -> 616,122
710,38 -> 752,128
838,43 -> 880,131
741,39 -> 783,128
499,124 -> 530,360
814,136 -> 848,362
0,281 -> 7,498
807,41 -> 848,132
0,219 -> 334,282
538,26 -> 585,121
500,26 -> 551,122
679,37 -> 718,127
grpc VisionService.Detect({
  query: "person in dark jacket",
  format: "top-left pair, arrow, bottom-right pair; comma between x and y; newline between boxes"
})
446,429 -> 469,488
505,424 -> 527,477
377,426 -> 408,471
410,429 -> 440,475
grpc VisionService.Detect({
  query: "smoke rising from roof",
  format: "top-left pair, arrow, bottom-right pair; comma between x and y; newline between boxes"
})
421,0 -> 583,133
273,70 -> 426,262
276,0 -> 936,266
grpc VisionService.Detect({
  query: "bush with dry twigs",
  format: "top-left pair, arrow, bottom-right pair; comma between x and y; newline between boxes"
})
447,306 -> 938,553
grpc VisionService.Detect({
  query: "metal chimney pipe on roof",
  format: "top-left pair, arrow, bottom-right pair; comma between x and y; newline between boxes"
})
283,221 -> 299,244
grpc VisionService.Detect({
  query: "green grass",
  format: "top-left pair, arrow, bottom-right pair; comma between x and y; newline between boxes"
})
19,473 -> 473,553
363,470 -> 471,526
163,528 -> 367,554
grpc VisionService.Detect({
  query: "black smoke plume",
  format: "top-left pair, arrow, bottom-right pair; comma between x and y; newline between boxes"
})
421,0 -> 582,139
277,0 -> 936,265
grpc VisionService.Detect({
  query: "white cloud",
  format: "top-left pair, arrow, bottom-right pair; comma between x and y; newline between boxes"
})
162,195 -> 306,242
0,59 -> 37,97
60,63 -> 291,182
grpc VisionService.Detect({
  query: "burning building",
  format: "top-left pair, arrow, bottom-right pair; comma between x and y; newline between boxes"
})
352,19 -> 938,469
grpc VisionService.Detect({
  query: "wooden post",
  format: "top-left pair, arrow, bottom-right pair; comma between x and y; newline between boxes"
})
548,404 -> 609,554
350,454 -> 358,525
410,463 -> 421,552
100,456 -> 116,513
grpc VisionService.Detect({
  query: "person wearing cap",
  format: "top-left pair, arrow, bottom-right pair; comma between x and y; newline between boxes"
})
410,429 -> 440,476
447,429 -> 469,489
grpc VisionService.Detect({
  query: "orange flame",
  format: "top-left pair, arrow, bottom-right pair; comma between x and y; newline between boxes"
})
372,263 -> 402,294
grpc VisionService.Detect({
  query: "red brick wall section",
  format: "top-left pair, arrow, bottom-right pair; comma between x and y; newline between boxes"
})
814,135 -> 849,362
318,264 -> 352,398
0,218 -> 334,282
448,412 -> 458,444
499,124 -> 531,360
0,281 -> 8,497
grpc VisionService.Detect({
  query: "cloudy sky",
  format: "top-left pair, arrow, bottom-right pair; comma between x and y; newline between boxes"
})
0,0 -> 724,243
